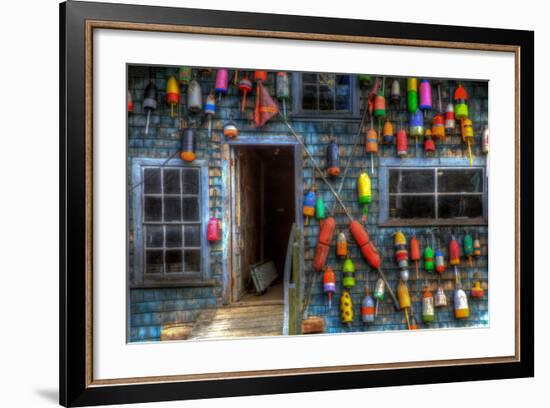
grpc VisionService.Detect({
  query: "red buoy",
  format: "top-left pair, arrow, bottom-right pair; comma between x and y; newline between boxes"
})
313,217 -> 336,272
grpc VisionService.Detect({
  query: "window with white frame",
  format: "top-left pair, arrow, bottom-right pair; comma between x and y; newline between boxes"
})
132,160 -> 208,285
379,164 -> 487,226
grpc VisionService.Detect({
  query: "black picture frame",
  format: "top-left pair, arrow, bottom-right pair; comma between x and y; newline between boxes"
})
60,1 -> 534,406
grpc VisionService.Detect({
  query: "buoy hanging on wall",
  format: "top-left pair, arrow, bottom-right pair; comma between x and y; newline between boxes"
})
315,196 -> 326,221
391,79 -> 401,106
394,231 -> 410,282
214,68 -> 229,101
454,84 -> 469,119
424,240 -> 435,273
419,79 -> 432,112
365,118 -> 378,174
187,77 -> 202,113
361,286 -> 375,324
166,76 -> 180,117
409,109 -> 424,138
180,128 -> 196,162
178,67 -> 192,85
373,78 -> 386,118
373,278 -> 385,317
303,185 -> 316,226
143,80 -> 158,135
276,72 -> 290,120
340,291 -> 353,326
204,92 -> 216,139
313,217 -> 335,272
435,285 -> 447,307
342,258 -> 356,289
207,190 -> 221,242
326,140 -> 340,177
397,127 -> 408,157
397,280 -> 412,329
336,232 -> 348,259
238,75 -> 253,113
422,286 -> 435,323
223,116 -> 239,139
383,119 -> 394,144
357,171 -> 372,223
410,235 -> 421,280
323,266 -> 336,308
432,114 -> 445,140
423,129 -> 436,154
407,78 -> 418,113
461,118 -> 475,166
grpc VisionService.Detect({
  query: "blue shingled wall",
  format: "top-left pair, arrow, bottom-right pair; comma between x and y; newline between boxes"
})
127,66 -> 489,341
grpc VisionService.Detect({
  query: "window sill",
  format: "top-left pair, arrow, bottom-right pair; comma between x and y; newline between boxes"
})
130,279 -> 218,289
379,218 -> 487,228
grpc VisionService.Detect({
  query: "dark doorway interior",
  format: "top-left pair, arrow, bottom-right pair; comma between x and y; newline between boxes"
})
234,145 -> 296,303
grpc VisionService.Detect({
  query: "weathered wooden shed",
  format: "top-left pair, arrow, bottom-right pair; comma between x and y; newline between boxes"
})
127,66 -> 488,342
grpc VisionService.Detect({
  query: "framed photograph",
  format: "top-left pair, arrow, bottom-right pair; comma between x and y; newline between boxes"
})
60,1 -> 534,406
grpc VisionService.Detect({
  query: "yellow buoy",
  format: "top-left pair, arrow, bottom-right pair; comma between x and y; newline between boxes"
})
340,291 -> 354,325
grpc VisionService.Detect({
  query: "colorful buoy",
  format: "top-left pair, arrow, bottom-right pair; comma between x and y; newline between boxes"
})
166,76 -> 180,117
454,84 -> 469,119
419,80 -> 432,111
357,171 -> 372,222
326,140 -> 340,177
323,266 -> 336,308
180,128 -> 196,162
342,258 -> 356,289
336,232 -> 348,259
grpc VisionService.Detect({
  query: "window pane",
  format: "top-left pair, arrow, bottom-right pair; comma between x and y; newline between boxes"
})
336,75 -> 350,86
144,196 -> 162,222
389,195 -> 435,219
302,84 -> 318,110
164,197 -> 182,222
165,250 -> 183,273
389,169 -> 435,193
318,73 -> 334,86
184,224 -> 201,247
302,73 -> 317,84
184,250 -> 201,273
163,168 -> 181,194
319,85 -> 334,110
335,86 -> 350,110
143,168 -> 161,194
438,169 -> 483,193
182,197 -> 200,221
165,225 -> 182,248
438,195 -> 483,219
145,250 -> 163,274
145,225 -> 163,248
181,169 -> 199,194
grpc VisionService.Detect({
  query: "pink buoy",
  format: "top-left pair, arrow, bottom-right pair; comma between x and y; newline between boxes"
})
419,80 -> 432,111
215,69 -> 229,100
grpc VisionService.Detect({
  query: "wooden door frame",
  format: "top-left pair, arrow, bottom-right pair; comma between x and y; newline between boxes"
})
221,136 -> 303,305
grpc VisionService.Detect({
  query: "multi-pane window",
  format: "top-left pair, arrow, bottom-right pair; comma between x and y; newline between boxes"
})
141,166 -> 202,279
386,167 -> 485,224
292,73 -> 358,116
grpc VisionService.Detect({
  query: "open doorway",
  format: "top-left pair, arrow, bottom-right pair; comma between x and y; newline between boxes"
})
231,145 -> 296,304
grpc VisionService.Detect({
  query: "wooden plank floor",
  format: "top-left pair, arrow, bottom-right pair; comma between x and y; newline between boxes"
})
189,303 -> 284,340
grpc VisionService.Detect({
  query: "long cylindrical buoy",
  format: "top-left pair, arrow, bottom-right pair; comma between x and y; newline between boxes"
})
410,235 -> 421,280
313,216 -> 335,272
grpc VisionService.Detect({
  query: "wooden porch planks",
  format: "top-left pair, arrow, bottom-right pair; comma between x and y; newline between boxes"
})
189,303 -> 284,340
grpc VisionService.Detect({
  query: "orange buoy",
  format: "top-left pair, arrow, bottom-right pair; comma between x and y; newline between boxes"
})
313,217 -> 335,272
